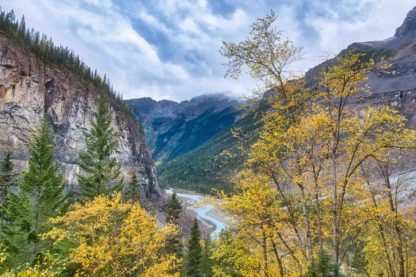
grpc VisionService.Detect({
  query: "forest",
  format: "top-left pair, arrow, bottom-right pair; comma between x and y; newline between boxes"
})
0,8 -> 133,118
0,7 -> 416,277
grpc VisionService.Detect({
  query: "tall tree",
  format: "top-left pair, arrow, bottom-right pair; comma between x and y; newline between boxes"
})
45,193 -> 181,276
165,192 -> 183,259
0,151 -> 15,205
0,119 -> 67,269
166,192 -> 182,225
218,11 -> 416,276
200,240 -> 213,277
77,97 -> 122,200
124,172 -> 141,203
185,218 -> 203,277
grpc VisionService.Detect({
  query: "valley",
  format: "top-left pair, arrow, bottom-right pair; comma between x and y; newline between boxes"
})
165,188 -> 228,238
2,2 -> 416,276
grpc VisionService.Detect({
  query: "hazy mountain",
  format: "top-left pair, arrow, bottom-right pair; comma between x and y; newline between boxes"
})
129,6 -> 416,194
126,93 -> 243,164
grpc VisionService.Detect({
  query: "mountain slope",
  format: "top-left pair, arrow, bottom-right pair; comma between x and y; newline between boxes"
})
130,6 -> 416,194
0,25 -> 162,205
306,6 -> 416,116
126,94 -> 242,164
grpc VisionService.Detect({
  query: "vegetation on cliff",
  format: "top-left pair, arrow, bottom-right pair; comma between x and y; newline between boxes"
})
1,6 -> 416,277
0,8 -> 135,120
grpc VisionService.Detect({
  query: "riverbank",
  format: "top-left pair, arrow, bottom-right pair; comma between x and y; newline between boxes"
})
165,188 -> 228,238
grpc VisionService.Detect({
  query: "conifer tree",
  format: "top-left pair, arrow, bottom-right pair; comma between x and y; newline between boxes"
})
77,97 -> 122,200
124,172 -> 141,203
308,250 -> 342,277
165,192 -> 183,259
0,151 -> 15,205
201,239 -> 213,277
0,119 -> 66,268
185,218 -> 203,277
166,192 -> 182,225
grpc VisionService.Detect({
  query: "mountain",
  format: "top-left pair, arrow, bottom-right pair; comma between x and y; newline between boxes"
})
306,6 -> 416,126
126,93 -> 242,164
126,94 -> 264,193
128,6 -> 416,194
0,31 -> 162,206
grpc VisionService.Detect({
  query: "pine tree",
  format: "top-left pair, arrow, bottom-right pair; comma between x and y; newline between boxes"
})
165,192 -> 183,259
308,250 -> 343,277
201,240 -> 213,277
0,119 -> 67,268
0,151 -> 15,204
124,172 -> 141,203
185,218 -> 203,277
166,192 -> 182,225
77,97 -> 122,200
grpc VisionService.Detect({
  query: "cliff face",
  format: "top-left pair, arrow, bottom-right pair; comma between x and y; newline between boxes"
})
0,35 -> 163,205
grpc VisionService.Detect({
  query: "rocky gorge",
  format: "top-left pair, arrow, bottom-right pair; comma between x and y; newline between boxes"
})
0,34 -> 163,206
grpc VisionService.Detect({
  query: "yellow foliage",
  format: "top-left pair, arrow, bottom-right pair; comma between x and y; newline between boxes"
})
46,193 -> 181,276
217,52 -> 416,276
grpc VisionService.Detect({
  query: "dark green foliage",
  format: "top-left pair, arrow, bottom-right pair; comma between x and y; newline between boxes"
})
0,8 -> 135,119
166,192 -> 182,225
0,119 -> 67,269
200,240 -> 213,277
308,250 -> 343,277
77,98 -> 122,200
165,193 -> 183,259
0,151 -> 16,204
124,172 -> 141,203
185,218 -> 203,277
158,113 -> 260,194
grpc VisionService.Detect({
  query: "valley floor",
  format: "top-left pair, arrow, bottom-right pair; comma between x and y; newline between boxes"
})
165,188 -> 229,238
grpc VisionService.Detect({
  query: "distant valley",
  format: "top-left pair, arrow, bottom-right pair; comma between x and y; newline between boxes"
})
128,6 -> 416,194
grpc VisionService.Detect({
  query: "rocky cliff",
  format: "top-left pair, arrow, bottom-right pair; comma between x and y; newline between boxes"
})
305,6 -> 416,127
0,35 -> 163,205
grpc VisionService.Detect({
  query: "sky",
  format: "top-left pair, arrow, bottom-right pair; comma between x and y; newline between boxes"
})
0,0 -> 415,101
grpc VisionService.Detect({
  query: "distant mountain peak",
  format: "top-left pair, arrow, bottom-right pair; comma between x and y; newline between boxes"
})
395,6 -> 416,38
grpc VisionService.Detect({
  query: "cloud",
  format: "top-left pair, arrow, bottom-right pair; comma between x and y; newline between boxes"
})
0,0 -> 414,101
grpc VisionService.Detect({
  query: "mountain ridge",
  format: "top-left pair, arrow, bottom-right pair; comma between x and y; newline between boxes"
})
130,6 -> 416,193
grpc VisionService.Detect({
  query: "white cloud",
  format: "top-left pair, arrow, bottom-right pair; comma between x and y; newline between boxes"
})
0,0 -> 414,101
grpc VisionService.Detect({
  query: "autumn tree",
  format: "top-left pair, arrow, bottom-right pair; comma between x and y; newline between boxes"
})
77,97 -> 122,200
0,119 -> 67,269
47,193 -> 181,276
218,10 -> 416,276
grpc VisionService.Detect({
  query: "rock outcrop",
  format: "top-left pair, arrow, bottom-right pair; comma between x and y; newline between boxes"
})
0,35 -> 163,206
305,6 -> 416,127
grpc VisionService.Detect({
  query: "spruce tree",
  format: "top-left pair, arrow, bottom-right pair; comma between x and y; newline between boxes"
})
0,151 -> 15,205
124,172 -> 141,203
185,218 -> 203,277
165,192 -> 183,259
77,97 -> 122,200
308,250 -> 343,277
166,192 -> 182,225
200,239 -> 213,277
1,119 -> 66,268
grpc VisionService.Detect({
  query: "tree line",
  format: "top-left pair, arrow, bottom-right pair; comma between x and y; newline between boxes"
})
0,97 -> 211,276
212,11 -> 416,276
2,7 -> 416,277
0,8 -> 133,118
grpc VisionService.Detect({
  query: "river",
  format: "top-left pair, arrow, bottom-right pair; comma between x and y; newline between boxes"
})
165,188 -> 229,238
